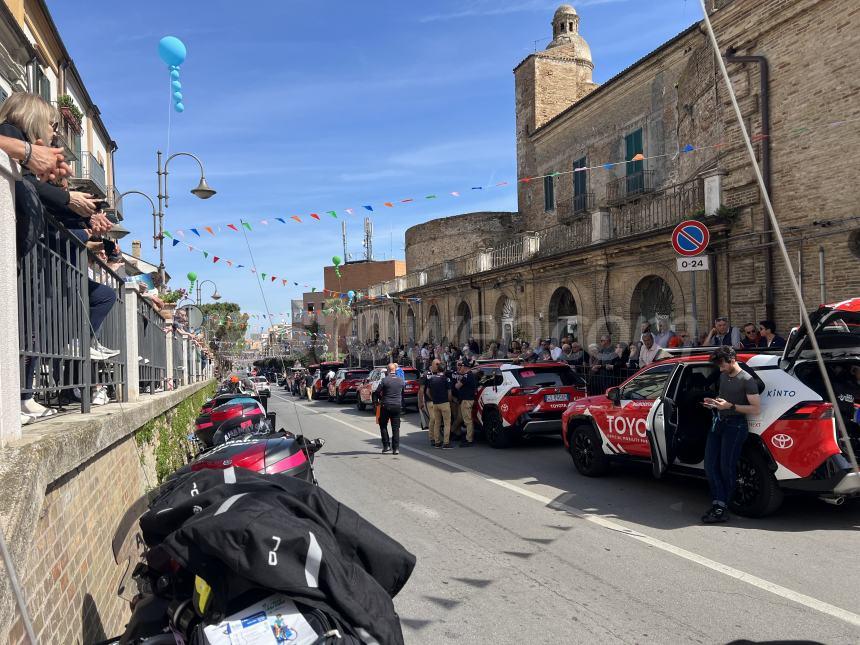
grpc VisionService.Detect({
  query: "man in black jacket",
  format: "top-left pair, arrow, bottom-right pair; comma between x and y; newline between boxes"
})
378,363 -> 404,454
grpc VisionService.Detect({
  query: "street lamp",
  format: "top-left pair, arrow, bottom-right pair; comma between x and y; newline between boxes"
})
157,150 -> 216,288
196,279 -> 221,305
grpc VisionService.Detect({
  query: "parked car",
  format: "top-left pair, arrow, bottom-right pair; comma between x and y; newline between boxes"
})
561,298 -> 860,517
311,361 -> 344,400
250,376 -> 271,396
356,367 -> 387,411
328,368 -> 371,403
472,361 -> 587,448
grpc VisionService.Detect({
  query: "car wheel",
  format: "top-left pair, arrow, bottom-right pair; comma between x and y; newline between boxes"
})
336,392 -> 343,404
730,445 -> 784,517
483,408 -> 514,449
568,423 -> 610,477
357,398 -> 366,411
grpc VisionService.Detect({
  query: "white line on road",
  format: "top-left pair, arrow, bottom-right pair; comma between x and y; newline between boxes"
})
273,394 -> 860,628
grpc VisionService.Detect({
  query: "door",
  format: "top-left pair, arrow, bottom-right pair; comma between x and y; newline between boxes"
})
595,363 -> 677,459
625,128 -> 644,194
647,364 -> 685,477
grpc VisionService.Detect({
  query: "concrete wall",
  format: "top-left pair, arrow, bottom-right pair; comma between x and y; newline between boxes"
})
1,380 -> 214,644
404,211 -> 517,271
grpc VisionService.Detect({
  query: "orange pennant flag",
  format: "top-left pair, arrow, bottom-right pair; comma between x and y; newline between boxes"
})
205,226 -> 215,235
310,213 -> 320,220
631,153 -> 645,161
291,215 -> 302,223
383,202 -> 394,208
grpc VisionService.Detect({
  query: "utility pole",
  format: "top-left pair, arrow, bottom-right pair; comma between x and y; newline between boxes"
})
364,217 -> 373,261
342,221 -> 348,263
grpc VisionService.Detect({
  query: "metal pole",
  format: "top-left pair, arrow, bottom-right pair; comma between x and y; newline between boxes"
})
691,270 -> 699,343
156,150 -> 165,289
818,246 -> 826,304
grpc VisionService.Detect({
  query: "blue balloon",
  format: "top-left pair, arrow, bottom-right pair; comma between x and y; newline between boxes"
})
169,65 -> 180,71
170,69 -> 180,81
174,102 -> 185,113
158,36 -> 187,67
173,91 -> 183,101
171,80 -> 182,91
347,290 -> 355,300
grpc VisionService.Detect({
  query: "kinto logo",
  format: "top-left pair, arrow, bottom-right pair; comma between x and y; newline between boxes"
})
771,434 -> 794,449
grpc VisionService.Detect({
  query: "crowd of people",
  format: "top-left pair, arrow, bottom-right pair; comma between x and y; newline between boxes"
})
4,91 -> 208,424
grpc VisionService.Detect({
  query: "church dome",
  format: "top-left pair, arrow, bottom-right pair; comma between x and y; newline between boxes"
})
553,4 -> 577,20
547,3 -> 592,64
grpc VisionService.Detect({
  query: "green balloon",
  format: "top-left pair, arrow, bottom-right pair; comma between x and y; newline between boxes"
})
187,271 -> 197,282
331,256 -> 342,266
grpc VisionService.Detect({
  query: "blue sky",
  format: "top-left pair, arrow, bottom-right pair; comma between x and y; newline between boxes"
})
48,0 -> 698,323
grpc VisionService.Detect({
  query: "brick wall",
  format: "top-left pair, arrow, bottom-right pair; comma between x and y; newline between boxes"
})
405,211 -> 517,271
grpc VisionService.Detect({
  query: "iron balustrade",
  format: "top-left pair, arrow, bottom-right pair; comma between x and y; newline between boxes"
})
490,237 -> 524,269
606,169 -> 655,205
535,217 -> 593,259
611,178 -> 704,239
70,151 -> 108,197
172,332 -> 184,387
18,214 -> 127,414
573,192 -> 594,215
137,296 -> 167,393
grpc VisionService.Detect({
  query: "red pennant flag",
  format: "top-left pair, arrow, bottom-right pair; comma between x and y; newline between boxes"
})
226,260 -> 233,267
213,256 -> 220,263
291,215 -> 302,223
282,279 -> 287,286
205,226 -> 215,235
227,224 -> 238,231
400,198 -> 414,203
271,276 -> 276,282
310,213 -> 320,220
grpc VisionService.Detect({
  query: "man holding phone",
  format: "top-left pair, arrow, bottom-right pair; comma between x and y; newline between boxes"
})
701,346 -> 761,523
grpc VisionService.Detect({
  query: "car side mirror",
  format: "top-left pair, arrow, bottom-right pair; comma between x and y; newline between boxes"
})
606,387 -> 621,404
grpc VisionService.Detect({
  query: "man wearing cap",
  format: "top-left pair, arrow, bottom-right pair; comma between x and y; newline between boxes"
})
454,360 -> 477,447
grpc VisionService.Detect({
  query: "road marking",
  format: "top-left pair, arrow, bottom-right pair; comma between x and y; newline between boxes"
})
272,394 -> 860,628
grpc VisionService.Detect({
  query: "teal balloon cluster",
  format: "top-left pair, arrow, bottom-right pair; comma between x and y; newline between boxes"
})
158,36 -> 187,113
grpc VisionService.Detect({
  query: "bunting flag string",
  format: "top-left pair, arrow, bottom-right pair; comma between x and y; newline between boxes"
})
157,115 -> 855,241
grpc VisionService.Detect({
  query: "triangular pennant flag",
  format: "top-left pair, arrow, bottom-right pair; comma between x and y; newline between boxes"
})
310,213 -> 320,220
190,228 -> 200,237
261,273 -> 266,280
237,264 -> 244,268
327,211 -> 337,218
227,224 -> 238,231
163,230 -> 173,239
383,202 -> 393,208
450,191 -> 460,197
574,166 -> 587,172
495,181 -> 508,186
260,220 -> 268,225
682,144 -> 695,153
311,287 -> 316,292
520,177 -> 532,183
631,153 -> 645,161
603,163 -> 614,170
294,282 -> 298,286
271,276 -> 277,282
276,217 -> 286,224
425,195 -> 437,199
345,208 -> 354,214
203,251 -> 209,258
176,230 -> 185,238
282,279 -> 287,286
205,226 -> 215,235
226,260 -> 233,267
242,222 -> 252,231
362,205 -> 373,211
471,187 -> 482,190
400,198 -> 413,203
172,238 -> 180,246
213,256 -> 219,263
291,215 -> 302,223
189,246 -> 194,252
550,171 -> 561,176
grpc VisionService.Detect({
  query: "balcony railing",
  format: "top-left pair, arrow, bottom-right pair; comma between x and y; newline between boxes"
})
107,185 -> 124,220
173,333 -> 184,385
535,216 -> 592,259
70,151 -> 107,197
606,169 -> 655,205
573,192 -> 594,215
138,296 -> 167,393
490,237 -> 524,269
611,177 -> 704,239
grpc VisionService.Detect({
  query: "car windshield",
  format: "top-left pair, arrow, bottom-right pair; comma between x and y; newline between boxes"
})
403,371 -> 419,381
346,371 -> 368,379
791,310 -> 860,358
514,366 -> 584,387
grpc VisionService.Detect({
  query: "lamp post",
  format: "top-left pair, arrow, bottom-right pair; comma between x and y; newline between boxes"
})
195,279 -> 221,306
156,150 -> 216,288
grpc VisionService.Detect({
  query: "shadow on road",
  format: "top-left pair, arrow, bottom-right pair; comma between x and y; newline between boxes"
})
292,395 -> 860,535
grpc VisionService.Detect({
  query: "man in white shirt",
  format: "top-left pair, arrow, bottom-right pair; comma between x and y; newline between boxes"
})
652,318 -> 676,348
550,340 -> 563,361
638,332 -> 661,367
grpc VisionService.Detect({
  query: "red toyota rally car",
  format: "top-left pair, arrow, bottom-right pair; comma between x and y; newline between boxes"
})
562,299 -> 860,517
473,361 -> 587,448
328,368 -> 370,403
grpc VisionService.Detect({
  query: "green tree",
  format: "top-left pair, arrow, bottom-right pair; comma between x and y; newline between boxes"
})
322,297 -> 353,362
200,303 -> 248,367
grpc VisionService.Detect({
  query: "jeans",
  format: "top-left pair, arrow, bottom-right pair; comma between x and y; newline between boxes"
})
704,414 -> 749,506
379,404 -> 401,450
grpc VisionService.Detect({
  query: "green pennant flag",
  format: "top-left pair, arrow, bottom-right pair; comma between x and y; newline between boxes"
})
311,287 -> 316,292
203,251 -> 209,258
242,221 -> 252,231
425,195 -> 437,199
327,211 -> 337,218
163,230 -> 173,239
262,273 -> 267,280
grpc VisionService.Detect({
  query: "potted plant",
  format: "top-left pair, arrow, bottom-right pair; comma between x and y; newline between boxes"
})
56,94 -> 83,134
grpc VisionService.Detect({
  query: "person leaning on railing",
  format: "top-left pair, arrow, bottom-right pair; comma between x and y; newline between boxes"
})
1,92 -> 119,419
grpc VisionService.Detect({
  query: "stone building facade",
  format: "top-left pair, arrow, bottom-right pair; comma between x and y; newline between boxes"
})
356,0 -> 860,349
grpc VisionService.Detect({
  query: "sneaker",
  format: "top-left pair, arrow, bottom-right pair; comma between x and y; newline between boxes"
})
382,446 -> 391,454
392,448 -> 399,455
92,387 -> 110,406
138,356 -> 151,364
702,505 -> 728,524
20,412 -> 34,425
433,442 -> 443,449
442,443 -> 452,450
460,441 -> 474,448
21,398 -> 57,418
91,341 -> 119,360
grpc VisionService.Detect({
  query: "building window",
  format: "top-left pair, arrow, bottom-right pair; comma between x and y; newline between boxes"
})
0,87 -> 7,104
573,157 -> 587,213
307,303 -> 314,313
32,65 -> 50,102
625,128 -> 644,193
543,175 -> 555,212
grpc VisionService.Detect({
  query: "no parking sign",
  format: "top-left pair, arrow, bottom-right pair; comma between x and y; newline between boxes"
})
672,220 -> 710,256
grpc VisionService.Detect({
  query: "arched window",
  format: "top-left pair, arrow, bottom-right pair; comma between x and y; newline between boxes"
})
455,301 -> 472,347
406,307 -> 416,343
427,305 -> 441,345
630,276 -> 675,334
548,287 -> 578,342
388,310 -> 396,344
372,314 -> 380,342
494,296 -> 517,346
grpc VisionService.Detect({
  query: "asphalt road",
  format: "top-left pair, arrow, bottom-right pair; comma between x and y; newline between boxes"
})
267,390 -> 860,645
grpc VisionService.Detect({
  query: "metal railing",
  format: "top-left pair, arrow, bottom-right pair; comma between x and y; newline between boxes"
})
138,297 -> 167,393
107,185 -> 124,220
18,215 -> 126,413
606,169 -> 655,205
70,152 -> 107,197
490,236 -> 524,269
172,333 -> 184,387
535,216 -> 593,259
611,177 -> 704,239
573,192 -> 594,215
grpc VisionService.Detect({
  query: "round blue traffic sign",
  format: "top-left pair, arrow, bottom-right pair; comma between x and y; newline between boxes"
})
672,220 -> 710,256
